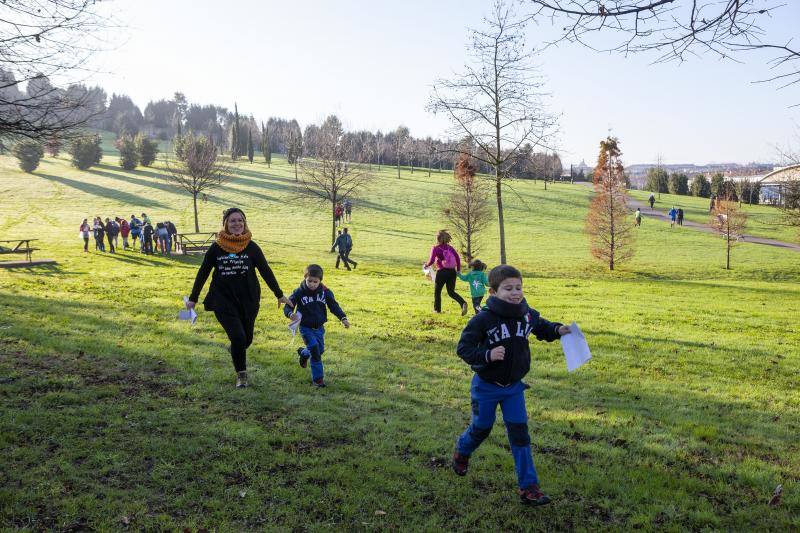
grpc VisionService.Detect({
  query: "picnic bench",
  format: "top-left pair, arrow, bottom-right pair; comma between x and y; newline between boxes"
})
0,239 -> 39,263
178,232 -> 217,255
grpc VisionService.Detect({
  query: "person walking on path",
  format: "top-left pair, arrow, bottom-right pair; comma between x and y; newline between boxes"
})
104,218 -> 116,253
424,229 -> 468,315
634,208 -> 642,227
187,207 -> 290,388
668,207 -> 677,228
709,194 -> 716,213
648,193 -> 655,209
677,208 -> 684,226
79,219 -> 91,252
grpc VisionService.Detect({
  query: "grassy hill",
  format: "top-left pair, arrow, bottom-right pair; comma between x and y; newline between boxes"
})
0,144 -> 798,530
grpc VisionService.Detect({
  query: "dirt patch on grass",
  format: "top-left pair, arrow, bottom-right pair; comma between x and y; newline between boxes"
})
0,350 -> 180,398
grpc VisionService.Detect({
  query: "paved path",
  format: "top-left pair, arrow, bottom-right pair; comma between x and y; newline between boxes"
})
627,195 -> 800,252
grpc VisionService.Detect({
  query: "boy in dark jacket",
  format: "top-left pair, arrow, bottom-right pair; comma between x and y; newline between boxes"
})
283,264 -> 350,387
452,264 -> 570,506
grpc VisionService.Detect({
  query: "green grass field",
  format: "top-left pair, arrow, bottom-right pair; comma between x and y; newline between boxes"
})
1,143 -> 798,531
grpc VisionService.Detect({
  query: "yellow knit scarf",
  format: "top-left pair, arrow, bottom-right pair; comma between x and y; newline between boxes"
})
216,230 -> 252,254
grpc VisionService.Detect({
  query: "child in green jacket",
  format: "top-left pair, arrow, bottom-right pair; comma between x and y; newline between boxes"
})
458,259 -> 489,314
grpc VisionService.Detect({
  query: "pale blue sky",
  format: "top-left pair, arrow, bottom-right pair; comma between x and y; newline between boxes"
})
92,0 -> 800,165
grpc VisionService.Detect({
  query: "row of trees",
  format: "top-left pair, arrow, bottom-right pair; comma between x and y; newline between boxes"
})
646,167 -> 764,204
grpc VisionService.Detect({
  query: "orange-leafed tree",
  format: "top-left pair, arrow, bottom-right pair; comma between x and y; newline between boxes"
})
443,154 -> 493,261
586,137 -> 635,270
710,195 -> 748,269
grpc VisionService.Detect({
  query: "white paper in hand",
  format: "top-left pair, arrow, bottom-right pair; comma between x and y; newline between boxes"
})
561,321 -> 591,372
288,312 -> 302,340
179,296 -> 198,325
422,265 -> 434,281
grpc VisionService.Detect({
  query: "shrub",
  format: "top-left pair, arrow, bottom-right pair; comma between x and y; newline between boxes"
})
69,134 -> 103,170
116,135 -> 138,170
12,140 -> 44,172
135,134 -> 158,167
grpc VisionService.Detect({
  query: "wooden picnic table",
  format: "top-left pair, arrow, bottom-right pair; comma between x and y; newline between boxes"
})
178,232 -> 217,255
0,239 -> 39,263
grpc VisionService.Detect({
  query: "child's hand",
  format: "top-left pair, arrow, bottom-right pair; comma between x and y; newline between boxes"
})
489,346 -> 505,361
289,313 -> 298,321
342,318 -> 350,328
278,296 -> 292,308
558,325 -> 571,336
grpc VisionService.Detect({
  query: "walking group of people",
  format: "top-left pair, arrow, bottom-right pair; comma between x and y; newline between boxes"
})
79,213 -> 180,255
187,214 -> 571,506
334,199 -> 353,226
640,194 -> 684,228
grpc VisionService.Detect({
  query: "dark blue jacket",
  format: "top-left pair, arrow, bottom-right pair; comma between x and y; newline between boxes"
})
457,296 -> 562,386
283,281 -> 347,329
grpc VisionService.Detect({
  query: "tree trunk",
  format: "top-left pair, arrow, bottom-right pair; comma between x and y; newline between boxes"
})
726,237 -> 731,269
331,199 -> 337,245
193,192 -> 199,232
294,162 -> 298,181
496,171 -> 506,264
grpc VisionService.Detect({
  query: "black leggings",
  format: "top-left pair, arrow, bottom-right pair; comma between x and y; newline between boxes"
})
214,310 -> 257,372
83,237 -> 89,251
434,268 -> 466,312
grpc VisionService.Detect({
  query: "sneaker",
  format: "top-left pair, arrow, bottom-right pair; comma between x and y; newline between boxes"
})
352,262 -> 357,270
297,347 -> 308,368
236,371 -> 248,388
312,378 -> 326,388
519,484 -> 551,506
461,302 -> 469,316
452,451 -> 469,476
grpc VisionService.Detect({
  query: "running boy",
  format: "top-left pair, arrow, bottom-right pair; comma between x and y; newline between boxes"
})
452,264 -> 570,506
284,264 -> 350,387
457,259 -> 489,314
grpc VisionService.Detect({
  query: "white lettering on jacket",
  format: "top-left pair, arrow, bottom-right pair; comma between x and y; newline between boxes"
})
217,253 -> 250,277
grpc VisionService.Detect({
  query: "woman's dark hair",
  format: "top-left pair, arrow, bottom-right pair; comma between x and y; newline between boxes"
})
488,264 -> 522,290
222,207 -> 246,224
305,264 -> 324,280
468,259 -> 486,271
436,229 -> 451,244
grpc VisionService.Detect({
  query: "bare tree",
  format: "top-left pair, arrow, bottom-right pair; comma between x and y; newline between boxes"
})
297,116 -> 375,245
429,0 -> 557,263
0,1 -> 114,140
586,137 -> 635,270
394,125 -> 409,178
287,129 -> 303,181
444,154 -> 494,261
164,133 -> 231,232
528,1 -> 800,99
710,194 -> 748,269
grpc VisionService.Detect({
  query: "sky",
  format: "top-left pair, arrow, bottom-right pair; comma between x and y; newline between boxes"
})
87,0 -> 800,166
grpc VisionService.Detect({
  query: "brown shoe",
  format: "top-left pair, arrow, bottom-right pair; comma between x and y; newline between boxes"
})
236,371 -> 248,388
461,302 -> 469,316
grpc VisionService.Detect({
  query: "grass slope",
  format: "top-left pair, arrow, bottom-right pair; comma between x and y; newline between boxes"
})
0,146 -> 798,531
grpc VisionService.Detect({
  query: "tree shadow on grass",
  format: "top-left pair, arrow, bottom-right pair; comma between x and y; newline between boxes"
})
0,263 -> 78,276
35,173 -> 169,209
84,168 -> 240,207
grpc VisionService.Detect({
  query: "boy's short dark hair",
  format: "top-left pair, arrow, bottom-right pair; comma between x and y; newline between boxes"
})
468,259 -> 486,271
488,264 -> 522,290
305,264 -> 324,280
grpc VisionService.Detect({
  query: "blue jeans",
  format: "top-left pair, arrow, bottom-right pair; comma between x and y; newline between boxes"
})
457,375 -> 539,489
299,325 -> 325,382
